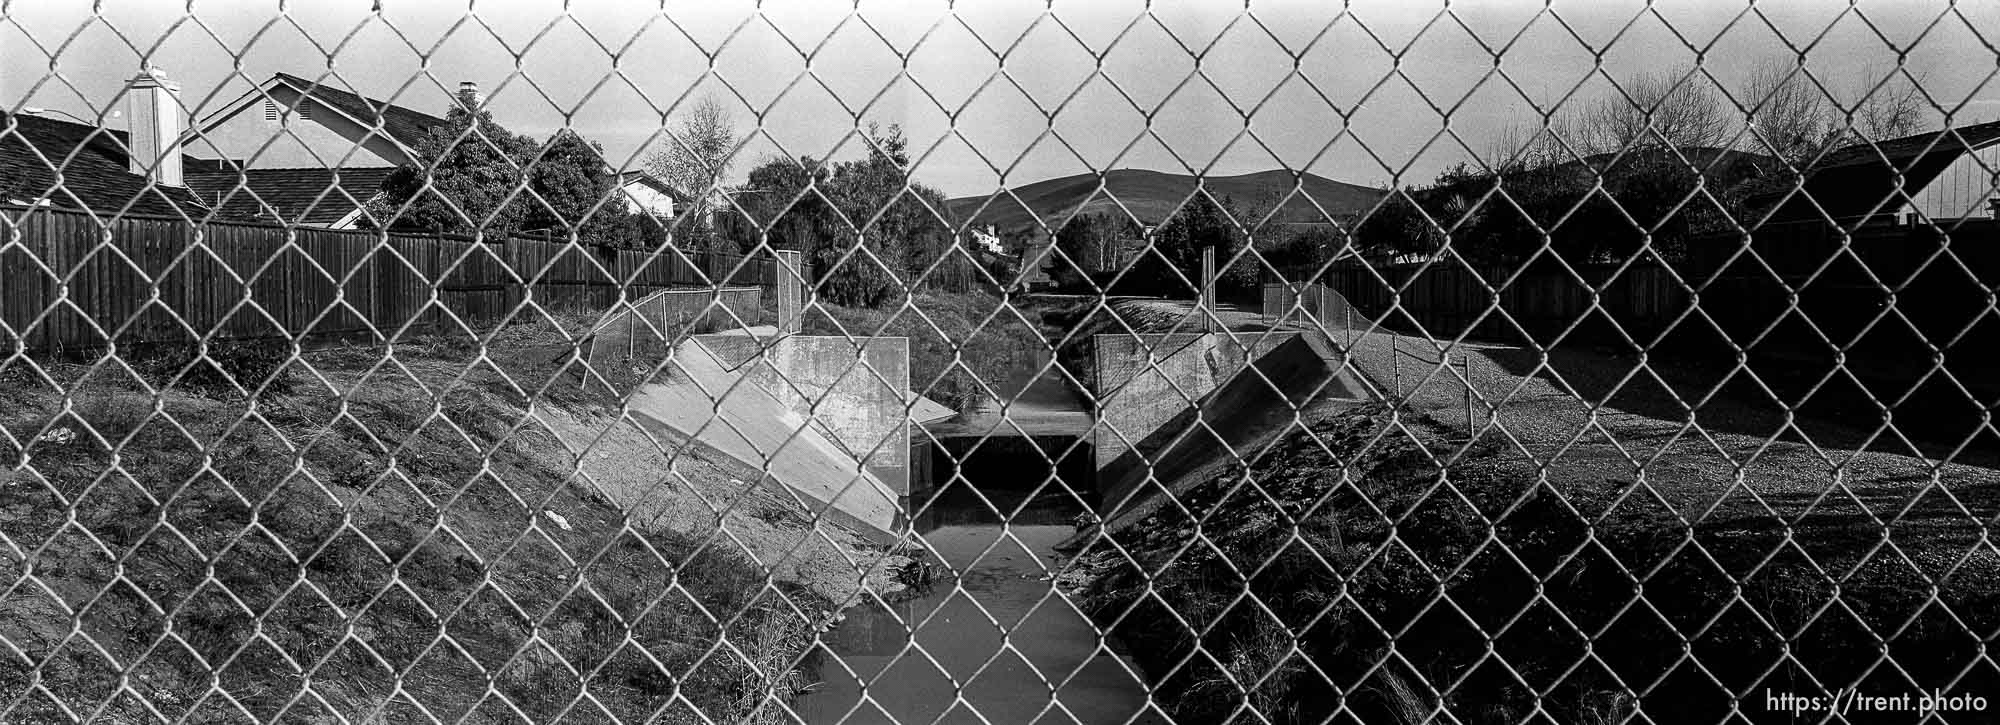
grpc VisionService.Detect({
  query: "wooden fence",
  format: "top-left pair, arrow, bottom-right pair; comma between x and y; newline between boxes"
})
1312,220 -> 1997,442
0,205 -> 789,354
1677,218 -> 1999,365
1319,261 -> 1690,345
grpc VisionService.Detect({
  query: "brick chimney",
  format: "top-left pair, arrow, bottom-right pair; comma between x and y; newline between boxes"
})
124,67 -> 183,187
457,80 -> 482,110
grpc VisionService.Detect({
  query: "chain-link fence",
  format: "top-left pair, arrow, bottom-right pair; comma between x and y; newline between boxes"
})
3,2 -> 1998,723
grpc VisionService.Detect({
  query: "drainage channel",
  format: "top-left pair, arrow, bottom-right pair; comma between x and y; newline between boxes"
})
797,439 -> 1166,725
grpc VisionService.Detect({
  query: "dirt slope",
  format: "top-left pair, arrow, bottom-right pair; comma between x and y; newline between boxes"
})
0,320 -> 903,724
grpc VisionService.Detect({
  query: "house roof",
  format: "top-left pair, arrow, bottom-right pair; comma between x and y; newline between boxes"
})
1811,120 -> 2000,172
617,171 -> 694,204
267,72 -> 450,152
183,166 -> 395,226
1772,120 -> 2000,222
0,112 -> 211,218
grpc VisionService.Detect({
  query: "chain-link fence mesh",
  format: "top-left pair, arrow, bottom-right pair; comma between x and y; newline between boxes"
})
3,2 -> 1997,723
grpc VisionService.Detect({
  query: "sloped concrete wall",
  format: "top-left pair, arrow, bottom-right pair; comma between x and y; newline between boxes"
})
1090,331 -> 1366,506
1090,333 -> 1280,473
697,335 -> 914,495
628,340 -> 902,542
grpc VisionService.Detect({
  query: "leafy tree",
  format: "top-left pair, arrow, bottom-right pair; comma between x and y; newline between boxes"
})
1052,212 -> 1142,290
832,126 -> 953,292
521,128 -> 623,240
373,107 -> 639,243
374,105 -> 538,235
1133,193 -> 1244,297
730,125 -> 955,307
1356,191 -> 1446,263
1260,225 -> 1350,281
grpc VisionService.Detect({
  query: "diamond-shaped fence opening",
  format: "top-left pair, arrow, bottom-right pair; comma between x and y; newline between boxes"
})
2,2 -> 1998,724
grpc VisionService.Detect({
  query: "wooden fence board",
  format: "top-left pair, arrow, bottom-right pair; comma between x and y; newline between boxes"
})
1,205 -> 790,354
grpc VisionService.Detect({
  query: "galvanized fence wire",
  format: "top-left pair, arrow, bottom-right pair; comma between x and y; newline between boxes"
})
2,2 -> 1998,724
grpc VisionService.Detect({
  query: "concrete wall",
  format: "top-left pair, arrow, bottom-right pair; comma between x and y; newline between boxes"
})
1090,331 -> 1361,497
1091,333 -> 1275,472
1078,331 -> 1370,545
698,335 -> 914,495
628,340 -> 903,542
1088,330 -> 1370,527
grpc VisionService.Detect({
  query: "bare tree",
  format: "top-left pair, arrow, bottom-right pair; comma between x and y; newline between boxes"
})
1850,65 -> 1928,141
1576,70 -> 1730,154
1485,118 -> 1575,172
645,94 -> 738,222
1743,65 -> 1841,165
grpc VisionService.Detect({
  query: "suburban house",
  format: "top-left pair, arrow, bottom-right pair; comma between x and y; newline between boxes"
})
1769,120 -> 2000,224
3,69 -> 683,228
1,70 -> 209,217
0,111 -> 209,217
186,72 -> 686,228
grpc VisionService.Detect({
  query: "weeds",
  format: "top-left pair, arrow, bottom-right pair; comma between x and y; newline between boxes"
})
1374,670 -> 1441,725
1067,403 -> 2000,723
124,338 -> 296,396
0,317 -> 826,724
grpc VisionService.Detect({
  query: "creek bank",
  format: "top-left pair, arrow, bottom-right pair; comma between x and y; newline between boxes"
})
0,321 -> 862,725
1057,400 -> 2000,723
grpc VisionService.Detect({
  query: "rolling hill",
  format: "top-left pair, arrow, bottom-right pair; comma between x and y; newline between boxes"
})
946,169 -> 1386,238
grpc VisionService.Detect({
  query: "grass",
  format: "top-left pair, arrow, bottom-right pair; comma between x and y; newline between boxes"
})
0,313 -> 831,724
1063,403 -> 2000,724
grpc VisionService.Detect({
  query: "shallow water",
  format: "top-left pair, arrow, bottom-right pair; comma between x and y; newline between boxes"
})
797,487 -> 1164,724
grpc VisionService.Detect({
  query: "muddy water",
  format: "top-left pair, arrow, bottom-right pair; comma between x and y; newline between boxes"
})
797,485 -> 1164,724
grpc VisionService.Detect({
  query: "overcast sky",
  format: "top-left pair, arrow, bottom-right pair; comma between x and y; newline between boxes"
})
5,0 -> 1999,198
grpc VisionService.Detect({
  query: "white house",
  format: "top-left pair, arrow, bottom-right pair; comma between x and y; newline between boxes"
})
1776,120 -> 2000,224
1906,139 -> 2000,220
617,171 -> 680,218
178,73 -> 681,230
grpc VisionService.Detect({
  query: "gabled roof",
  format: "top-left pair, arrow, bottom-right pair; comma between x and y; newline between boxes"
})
0,112 -> 210,218
267,72 -> 450,151
1772,120 -> 2000,222
184,166 -> 395,226
1811,120 -> 2000,172
617,171 -> 694,204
